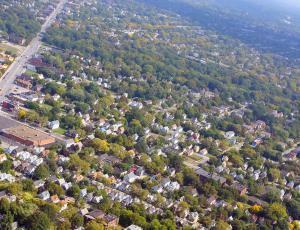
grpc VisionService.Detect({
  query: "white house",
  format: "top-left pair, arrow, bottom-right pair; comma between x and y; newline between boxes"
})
224,131 -> 235,139
199,148 -> 208,155
152,185 -> 164,193
16,151 -> 31,161
48,120 -> 60,130
125,225 -> 143,230
124,172 -> 139,183
0,173 -> 15,182
39,190 -> 50,200
53,94 -> 61,101
166,182 -> 180,191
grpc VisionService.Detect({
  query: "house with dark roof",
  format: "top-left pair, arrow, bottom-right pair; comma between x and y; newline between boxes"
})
85,209 -> 105,220
195,167 -> 227,185
103,214 -> 119,228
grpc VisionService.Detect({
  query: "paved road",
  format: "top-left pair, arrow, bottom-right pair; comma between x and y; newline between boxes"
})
0,0 -> 67,102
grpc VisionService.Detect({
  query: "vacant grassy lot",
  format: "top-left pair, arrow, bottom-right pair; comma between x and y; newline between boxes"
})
0,42 -> 24,55
53,127 -> 66,135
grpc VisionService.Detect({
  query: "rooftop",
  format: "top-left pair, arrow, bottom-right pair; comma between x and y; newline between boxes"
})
1,125 -> 55,143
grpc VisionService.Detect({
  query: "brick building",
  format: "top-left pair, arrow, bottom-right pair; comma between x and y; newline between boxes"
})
1,125 -> 56,146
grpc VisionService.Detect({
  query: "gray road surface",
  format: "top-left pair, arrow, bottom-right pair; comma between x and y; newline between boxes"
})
0,0 -> 67,102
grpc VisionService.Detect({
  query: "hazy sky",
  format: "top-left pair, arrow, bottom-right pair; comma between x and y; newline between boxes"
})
259,0 -> 300,10
282,0 -> 300,6
228,0 -> 300,14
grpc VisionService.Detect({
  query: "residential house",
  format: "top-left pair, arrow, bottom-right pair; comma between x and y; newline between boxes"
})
168,167 -> 176,177
79,208 -> 89,216
0,191 -> 7,200
166,182 -> 180,192
152,185 -> 164,193
0,173 -> 16,182
62,182 -> 72,191
99,154 -> 121,165
224,131 -> 235,139
103,214 -> 119,228
15,75 -> 32,89
80,188 -> 87,197
199,148 -> 208,155
85,210 -> 105,220
252,138 -> 263,148
0,154 -> 7,163
33,180 -> 45,189
207,196 -> 216,206
233,183 -> 248,195
4,146 -> 18,155
287,181 -> 295,189
92,196 -> 103,204
39,191 -> 50,200
284,151 -> 297,160
51,195 -> 60,203
195,167 -> 227,185
125,225 -> 143,230
48,120 -> 60,130
161,177 -> 171,188
124,172 -> 139,183
188,212 -> 199,223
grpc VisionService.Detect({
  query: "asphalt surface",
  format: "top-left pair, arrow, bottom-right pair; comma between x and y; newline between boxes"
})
0,114 -> 19,130
0,0 -> 67,102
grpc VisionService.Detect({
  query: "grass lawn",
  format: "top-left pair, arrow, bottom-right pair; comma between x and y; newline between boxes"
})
0,43 -> 20,55
188,154 -> 203,161
40,104 -> 53,111
53,128 -> 66,135
24,69 -> 37,76
183,155 -> 200,166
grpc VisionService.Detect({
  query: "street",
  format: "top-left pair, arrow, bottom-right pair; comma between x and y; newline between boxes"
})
0,0 -> 67,102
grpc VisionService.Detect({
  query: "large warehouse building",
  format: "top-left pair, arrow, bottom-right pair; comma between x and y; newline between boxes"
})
1,125 -> 56,146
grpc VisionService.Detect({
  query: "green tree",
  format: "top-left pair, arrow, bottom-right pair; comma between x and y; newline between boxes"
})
215,220 -> 230,230
71,213 -> 84,228
7,183 -> 22,195
149,219 -> 162,229
0,159 -> 13,173
266,203 -> 288,222
265,188 -> 281,203
268,168 -> 281,182
67,185 -> 81,200
22,179 -> 34,192
26,211 -> 52,230
0,198 -> 10,213
34,164 -> 50,179
287,199 -> 300,219
47,181 -> 65,196
69,154 -> 90,173
41,203 -> 59,219
0,211 -> 13,230
57,219 -> 71,230
92,138 -> 110,153
85,221 -> 104,230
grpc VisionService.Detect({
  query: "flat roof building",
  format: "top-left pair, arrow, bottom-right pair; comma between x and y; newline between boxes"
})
1,125 -> 56,146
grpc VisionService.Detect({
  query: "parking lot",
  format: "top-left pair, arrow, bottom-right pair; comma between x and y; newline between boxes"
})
0,114 -> 19,130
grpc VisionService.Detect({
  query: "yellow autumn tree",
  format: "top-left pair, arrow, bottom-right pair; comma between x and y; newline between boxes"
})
250,204 -> 263,214
18,109 -> 27,120
92,138 -> 110,153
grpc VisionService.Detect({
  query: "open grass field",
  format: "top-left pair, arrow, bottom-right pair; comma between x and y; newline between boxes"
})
53,127 -> 66,135
0,42 -> 24,55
